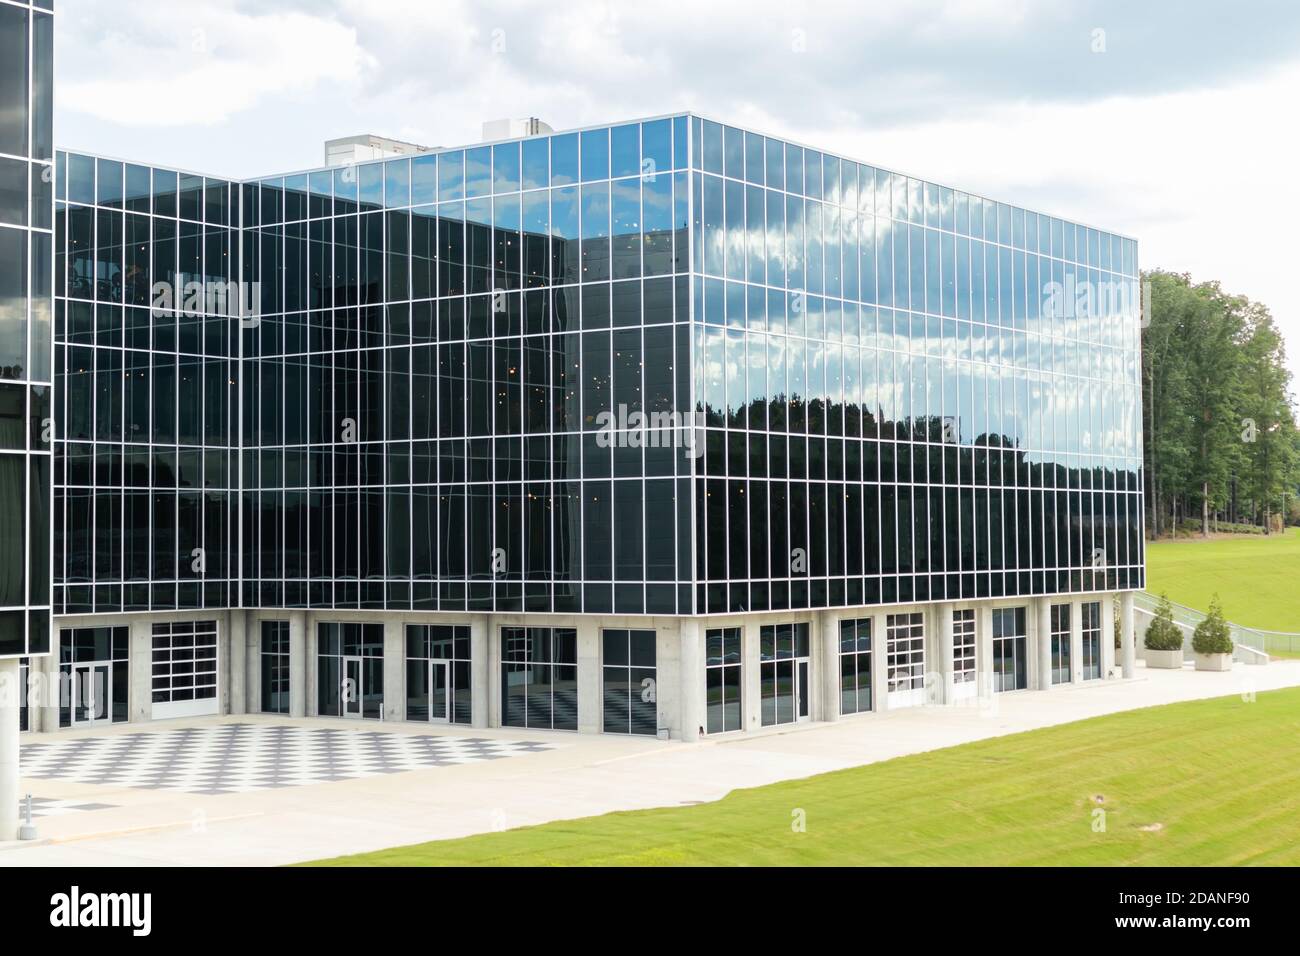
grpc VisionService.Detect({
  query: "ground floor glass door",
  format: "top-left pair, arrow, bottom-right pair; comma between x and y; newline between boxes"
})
602,629 -> 658,735
405,625 -> 472,725
705,627 -> 742,734
150,621 -> 220,719
501,627 -> 579,731
1081,601 -> 1103,680
952,609 -> 978,700
798,660 -> 810,720
887,613 -> 926,708
1050,604 -> 1072,684
992,607 -> 1028,692
260,621 -> 291,714
343,656 -> 364,718
19,657 -> 29,731
428,660 -> 450,723
760,623 -> 811,726
58,627 -> 129,728
318,622 -> 385,719
72,663 -> 110,725
838,618 -> 873,715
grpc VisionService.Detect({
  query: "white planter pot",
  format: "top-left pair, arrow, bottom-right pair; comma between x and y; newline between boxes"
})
1194,652 -> 1232,672
1145,649 -> 1184,669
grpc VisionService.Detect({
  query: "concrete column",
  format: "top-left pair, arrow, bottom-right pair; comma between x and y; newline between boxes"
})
679,618 -> 702,741
220,611 -> 232,716
1070,598 -> 1084,683
245,614 -> 261,715
870,610 -> 889,711
936,603 -> 954,705
289,610 -> 307,718
1120,591 -> 1136,679
469,615 -> 489,729
978,603 -> 994,700
25,661 -> 39,733
382,619 -> 404,722
39,652 -> 60,733
819,611 -> 840,722
0,659 -> 18,840
128,617 -> 152,723
307,614 -> 321,716
1101,594 -> 1117,678
576,619 -> 600,734
742,619 -> 761,731
228,610 -> 246,716
1037,597 -> 1053,690
655,622 -> 680,738
485,615 -> 501,729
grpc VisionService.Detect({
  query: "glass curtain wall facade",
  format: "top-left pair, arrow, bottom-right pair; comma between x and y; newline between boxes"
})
239,118 -> 693,616
52,152 -> 240,616
690,116 -> 1143,616
0,0 -> 53,660
44,112 -> 1142,635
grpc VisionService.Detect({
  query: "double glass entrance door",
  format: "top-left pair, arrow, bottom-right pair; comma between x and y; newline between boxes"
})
341,656 -> 385,719
426,660 -> 450,722
71,663 -> 111,725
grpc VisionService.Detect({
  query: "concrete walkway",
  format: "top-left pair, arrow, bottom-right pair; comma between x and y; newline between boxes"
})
3,660 -> 1297,866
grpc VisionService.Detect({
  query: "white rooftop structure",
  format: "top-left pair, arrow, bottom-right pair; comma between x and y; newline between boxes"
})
324,134 -> 433,167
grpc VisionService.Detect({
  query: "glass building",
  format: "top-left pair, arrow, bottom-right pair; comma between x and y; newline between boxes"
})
11,79 -> 1148,739
0,0 -> 54,662
0,0 -> 53,843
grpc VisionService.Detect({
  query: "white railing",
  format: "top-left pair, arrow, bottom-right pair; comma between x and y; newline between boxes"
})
1135,593 -> 1296,661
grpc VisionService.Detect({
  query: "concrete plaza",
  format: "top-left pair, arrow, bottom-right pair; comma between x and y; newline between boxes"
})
2,659 -> 1296,866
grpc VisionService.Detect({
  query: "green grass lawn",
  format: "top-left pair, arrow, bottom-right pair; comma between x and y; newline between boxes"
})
1146,527 -> 1300,633
308,687 -> 1300,866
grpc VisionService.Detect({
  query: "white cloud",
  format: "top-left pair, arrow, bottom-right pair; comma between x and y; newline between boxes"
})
792,62 -> 1300,384
52,0 -> 1300,386
58,3 -> 372,127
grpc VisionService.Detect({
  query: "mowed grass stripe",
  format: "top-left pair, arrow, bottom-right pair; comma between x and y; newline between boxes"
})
1146,527 -> 1300,634
306,687 -> 1300,867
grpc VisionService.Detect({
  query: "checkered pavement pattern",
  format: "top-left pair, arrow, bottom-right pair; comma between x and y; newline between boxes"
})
19,723 -> 555,795
18,796 -> 119,818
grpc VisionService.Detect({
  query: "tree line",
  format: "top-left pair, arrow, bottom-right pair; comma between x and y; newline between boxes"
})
1142,270 -> 1300,537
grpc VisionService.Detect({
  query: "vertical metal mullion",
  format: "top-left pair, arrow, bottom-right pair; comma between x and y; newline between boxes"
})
406,336 -> 413,609
353,209 -> 361,607
279,218 -> 287,600
685,116 -> 697,618
309,201 -> 318,598
198,218 -> 209,608
171,213 -> 180,607
22,1 -> 31,645
461,256 -> 468,610
236,190 -> 245,610
635,122 -> 647,614
80,186 -> 99,611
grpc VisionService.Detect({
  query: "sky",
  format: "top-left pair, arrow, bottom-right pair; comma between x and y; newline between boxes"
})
52,0 -> 1300,384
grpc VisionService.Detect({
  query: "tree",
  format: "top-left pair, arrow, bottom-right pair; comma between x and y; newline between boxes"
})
1186,282 -> 1246,536
1237,305 -> 1297,531
1140,271 -> 1300,538
1191,595 -> 1234,655
1142,272 -> 1195,536
1143,593 -> 1183,651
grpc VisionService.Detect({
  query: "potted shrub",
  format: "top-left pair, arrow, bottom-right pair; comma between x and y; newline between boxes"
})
1143,593 -> 1184,668
1191,596 -> 1234,671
